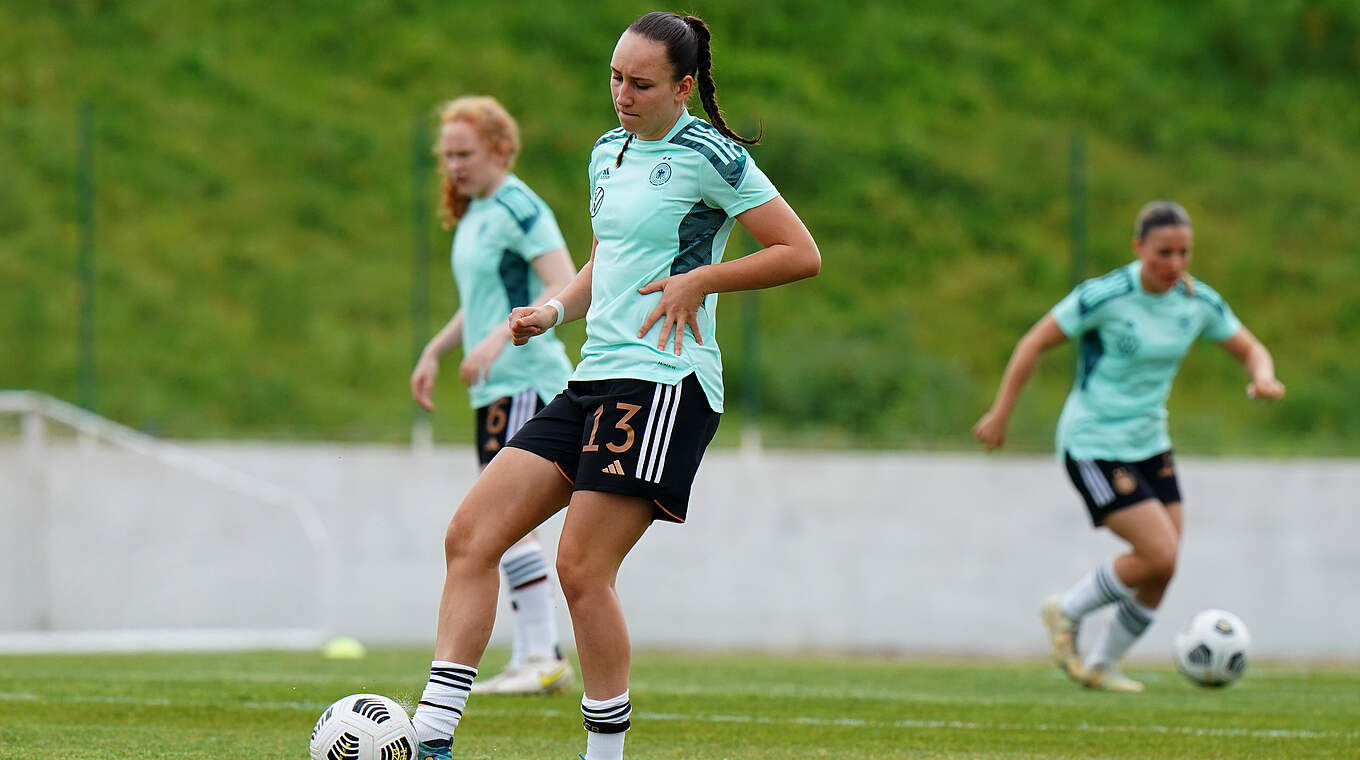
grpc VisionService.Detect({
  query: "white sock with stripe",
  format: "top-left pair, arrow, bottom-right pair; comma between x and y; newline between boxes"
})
500,542 -> 558,666
412,661 -> 476,744
1058,558 -> 1134,620
1087,598 -> 1156,669
581,691 -> 631,760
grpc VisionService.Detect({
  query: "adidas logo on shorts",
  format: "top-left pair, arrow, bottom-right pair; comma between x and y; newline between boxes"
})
601,460 -> 626,475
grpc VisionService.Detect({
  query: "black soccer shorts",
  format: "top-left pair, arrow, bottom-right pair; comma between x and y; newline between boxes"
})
506,373 -> 720,522
475,390 -> 546,467
1064,449 -> 1182,526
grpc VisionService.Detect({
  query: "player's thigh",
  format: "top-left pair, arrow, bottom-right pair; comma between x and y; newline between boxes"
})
447,447 -> 572,557
1102,499 -> 1179,560
556,490 -> 654,584
1132,450 -> 1184,539
1163,502 -> 1184,540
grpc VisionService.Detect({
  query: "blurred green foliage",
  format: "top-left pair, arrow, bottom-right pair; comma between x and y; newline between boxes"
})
2,0 -> 1357,453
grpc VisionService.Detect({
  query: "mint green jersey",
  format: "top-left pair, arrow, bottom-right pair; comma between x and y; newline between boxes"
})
1051,260 -> 1242,461
452,173 -> 573,408
576,111 -> 780,412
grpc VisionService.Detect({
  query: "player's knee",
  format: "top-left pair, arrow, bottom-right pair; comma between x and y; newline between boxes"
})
555,545 -> 600,605
442,514 -> 497,569
1140,543 -> 1178,583
555,553 -> 583,604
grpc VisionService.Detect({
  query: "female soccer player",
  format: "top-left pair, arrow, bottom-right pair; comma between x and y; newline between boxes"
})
412,12 -> 820,760
410,95 -> 577,696
972,200 -> 1285,692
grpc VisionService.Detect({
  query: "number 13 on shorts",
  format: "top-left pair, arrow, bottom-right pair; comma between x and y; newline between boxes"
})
583,402 -> 643,455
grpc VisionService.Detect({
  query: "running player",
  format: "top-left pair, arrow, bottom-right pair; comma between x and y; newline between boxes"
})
411,12 -> 820,760
410,95 -> 576,695
972,200 -> 1285,692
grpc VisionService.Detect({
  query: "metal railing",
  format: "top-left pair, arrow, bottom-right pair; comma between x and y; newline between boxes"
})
0,390 -> 337,652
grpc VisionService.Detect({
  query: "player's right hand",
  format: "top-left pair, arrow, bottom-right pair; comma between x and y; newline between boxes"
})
972,410 -> 1007,451
509,304 -> 557,346
410,355 -> 439,412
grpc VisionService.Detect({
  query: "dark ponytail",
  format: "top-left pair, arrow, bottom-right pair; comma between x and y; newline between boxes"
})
625,11 -> 761,148
681,15 -> 762,145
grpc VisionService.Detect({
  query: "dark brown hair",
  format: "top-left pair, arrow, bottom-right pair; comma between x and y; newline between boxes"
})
616,11 -> 761,167
1134,200 -> 1192,241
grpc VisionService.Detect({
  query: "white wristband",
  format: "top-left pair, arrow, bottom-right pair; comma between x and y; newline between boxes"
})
545,298 -> 565,328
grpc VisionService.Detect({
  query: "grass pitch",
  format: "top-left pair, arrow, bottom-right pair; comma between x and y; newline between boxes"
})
0,648 -> 1355,759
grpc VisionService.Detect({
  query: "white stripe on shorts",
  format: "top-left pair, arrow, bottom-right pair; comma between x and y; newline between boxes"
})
634,384 -> 665,481
507,389 -> 536,439
636,382 -> 680,483
1077,459 -> 1116,506
650,380 -> 683,483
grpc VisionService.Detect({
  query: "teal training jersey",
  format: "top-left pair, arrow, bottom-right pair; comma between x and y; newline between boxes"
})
452,173 -> 574,408
1051,260 -> 1242,461
575,111 -> 780,412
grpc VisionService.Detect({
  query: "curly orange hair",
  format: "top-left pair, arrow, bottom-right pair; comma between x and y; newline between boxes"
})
435,96 -> 520,229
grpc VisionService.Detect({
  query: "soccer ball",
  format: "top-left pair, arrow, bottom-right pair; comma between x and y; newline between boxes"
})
310,693 -> 417,760
1173,609 -> 1251,687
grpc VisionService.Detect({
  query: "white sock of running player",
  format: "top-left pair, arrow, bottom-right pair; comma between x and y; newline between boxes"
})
581,691 -> 631,760
1086,599 -> 1156,670
1058,557 -> 1134,620
412,661 -> 476,745
501,542 -> 553,666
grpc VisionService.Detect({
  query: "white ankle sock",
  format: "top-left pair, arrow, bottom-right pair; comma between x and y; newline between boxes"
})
411,660 -> 476,744
581,691 -> 631,760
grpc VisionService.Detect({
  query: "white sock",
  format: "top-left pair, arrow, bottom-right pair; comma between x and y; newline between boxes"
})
1058,558 -> 1134,619
1087,599 -> 1156,669
512,579 -> 560,661
501,542 -> 558,665
581,691 -> 631,760
412,660 -> 476,744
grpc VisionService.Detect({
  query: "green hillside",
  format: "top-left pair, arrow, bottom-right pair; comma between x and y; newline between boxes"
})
4,0 -> 1358,454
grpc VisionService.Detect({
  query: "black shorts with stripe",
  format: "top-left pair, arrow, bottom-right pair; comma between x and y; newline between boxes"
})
1064,450 -> 1182,526
506,373 -> 720,523
475,390 -> 546,467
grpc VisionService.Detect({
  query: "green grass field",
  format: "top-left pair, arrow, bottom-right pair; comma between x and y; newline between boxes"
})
1,648 -> 1356,759
5,1 -> 1359,452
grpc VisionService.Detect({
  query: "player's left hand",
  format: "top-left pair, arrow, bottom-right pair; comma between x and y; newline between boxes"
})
1247,377 -> 1286,401
637,270 -> 706,356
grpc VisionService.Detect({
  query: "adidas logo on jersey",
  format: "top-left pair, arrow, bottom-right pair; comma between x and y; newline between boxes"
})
601,460 -> 626,476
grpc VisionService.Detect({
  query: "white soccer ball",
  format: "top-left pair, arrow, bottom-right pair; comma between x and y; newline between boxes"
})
310,693 -> 417,760
1173,609 -> 1251,687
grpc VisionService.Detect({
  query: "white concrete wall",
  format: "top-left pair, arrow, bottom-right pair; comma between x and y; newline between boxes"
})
3,442 -> 1357,659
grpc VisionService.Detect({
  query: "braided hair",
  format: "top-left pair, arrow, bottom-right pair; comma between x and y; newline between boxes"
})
616,11 -> 761,167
